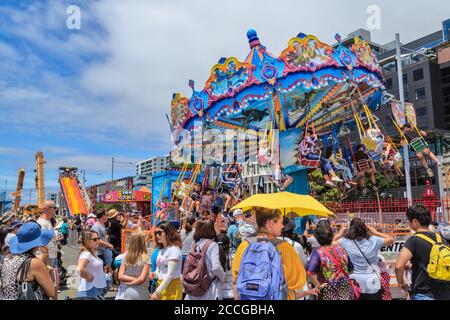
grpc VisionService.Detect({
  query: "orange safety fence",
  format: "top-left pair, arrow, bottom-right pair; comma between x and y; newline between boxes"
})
333,222 -> 411,239
325,198 -> 450,224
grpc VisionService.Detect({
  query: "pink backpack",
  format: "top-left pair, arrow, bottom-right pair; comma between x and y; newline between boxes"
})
182,240 -> 214,297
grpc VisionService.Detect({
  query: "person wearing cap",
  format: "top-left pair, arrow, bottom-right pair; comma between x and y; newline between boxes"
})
0,211 -> 17,249
0,222 -> 57,300
437,224 -> 450,242
279,218 -> 308,268
126,212 -> 141,229
227,209 -> 244,254
85,213 -> 97,230
238,211 -> 257,242
91,210 -> 115,275
2,221 -> 23,256
1,210 -> 17,225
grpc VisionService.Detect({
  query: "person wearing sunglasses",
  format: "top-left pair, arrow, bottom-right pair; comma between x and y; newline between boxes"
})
76,230 -> 107,299
150,222 -> 183,300
36,201 -> 59,270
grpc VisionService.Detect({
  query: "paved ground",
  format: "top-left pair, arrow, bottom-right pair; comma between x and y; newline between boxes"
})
57,244 -> 116,300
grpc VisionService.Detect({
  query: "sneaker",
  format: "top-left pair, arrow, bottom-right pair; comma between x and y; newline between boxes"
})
344,183 -> 351,189
325,181 -> 336,188
331,176 -> 343,183
427,168 -> 434,177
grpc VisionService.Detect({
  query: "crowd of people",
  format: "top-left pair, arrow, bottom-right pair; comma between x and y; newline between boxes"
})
0,198 -> 449,300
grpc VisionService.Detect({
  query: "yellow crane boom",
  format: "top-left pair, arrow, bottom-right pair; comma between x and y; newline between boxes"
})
35,152 -> 45,209
12,168 -> 25,212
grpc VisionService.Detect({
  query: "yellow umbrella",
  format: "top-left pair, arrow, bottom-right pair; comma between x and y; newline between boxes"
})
230,192 -> 334,218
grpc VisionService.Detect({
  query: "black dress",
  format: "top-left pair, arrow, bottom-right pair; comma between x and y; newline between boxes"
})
107,219 -> 122,252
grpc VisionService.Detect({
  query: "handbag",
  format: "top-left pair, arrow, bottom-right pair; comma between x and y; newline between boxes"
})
322,248 -> 361,300
17,257 -> 45,300
352,241 -> 382,293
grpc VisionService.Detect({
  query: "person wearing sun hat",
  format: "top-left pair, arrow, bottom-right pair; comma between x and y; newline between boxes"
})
0,211 -> 17,250
107,209 -> 122,252
0,222 -> 57,300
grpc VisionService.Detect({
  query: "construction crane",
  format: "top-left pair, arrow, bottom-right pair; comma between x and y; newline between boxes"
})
12,168 -> 25,212
35,151 -> 45,209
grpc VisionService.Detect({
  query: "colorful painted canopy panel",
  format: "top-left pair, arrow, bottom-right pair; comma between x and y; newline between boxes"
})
170,29 -> 385,144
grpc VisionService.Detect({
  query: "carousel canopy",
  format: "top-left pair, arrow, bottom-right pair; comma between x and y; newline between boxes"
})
170,29 -> 385,144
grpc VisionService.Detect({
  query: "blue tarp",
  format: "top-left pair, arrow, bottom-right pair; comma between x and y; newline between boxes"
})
151,170 -> 204,224
0,192 -> 13,214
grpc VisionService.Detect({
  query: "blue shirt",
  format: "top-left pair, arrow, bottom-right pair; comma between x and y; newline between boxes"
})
151,248 -> 160,286
60,222 -> 69,235
151,248 -> 160,273
339,236 -> 385,294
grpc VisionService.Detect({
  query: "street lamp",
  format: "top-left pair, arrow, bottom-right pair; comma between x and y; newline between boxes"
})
393,34 -> 439,206
111,157 -> 134,189
80,170 -> 102,186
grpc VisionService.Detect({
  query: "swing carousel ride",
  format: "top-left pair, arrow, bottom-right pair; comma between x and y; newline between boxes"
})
168,29 -> 389,196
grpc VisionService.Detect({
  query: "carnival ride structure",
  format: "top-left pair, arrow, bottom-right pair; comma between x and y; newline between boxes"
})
58,167 -> 91,216
169,29 -> 386,194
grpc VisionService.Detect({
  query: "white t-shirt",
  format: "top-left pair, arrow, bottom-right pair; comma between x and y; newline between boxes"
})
36,217 -> 58,259
156,246 -> 182,280
4,233 -> 16,248
77,251 -> 107,291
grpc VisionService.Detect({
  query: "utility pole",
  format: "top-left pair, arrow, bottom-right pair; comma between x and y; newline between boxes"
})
111,157 -> 114,182
396,33 -> 413,205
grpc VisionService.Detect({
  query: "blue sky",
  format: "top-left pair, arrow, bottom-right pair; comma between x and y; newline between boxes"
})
0,0 -> 449,202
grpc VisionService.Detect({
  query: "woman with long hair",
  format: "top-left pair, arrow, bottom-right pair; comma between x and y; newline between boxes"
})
306,220 -> 356,300
76,230 -> 106,299
216,233 -> 234,300
334,218 -> 394,300
184,219 -> 225,300
150,222 -> 183,300
116,232 -> 150,300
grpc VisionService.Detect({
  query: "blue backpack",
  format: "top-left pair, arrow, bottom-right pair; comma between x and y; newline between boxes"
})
237,238 -> 288,300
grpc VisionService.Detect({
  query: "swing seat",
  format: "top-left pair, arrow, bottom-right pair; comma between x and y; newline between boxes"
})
368,151 -> 381,162
298,153 -> 321,168
174,181 -> 192,199
219,178 -> 235,191
410,137 -> 428,153
362,134 -> 379,152
298,140 -> 321,168
356,159 -> 371,173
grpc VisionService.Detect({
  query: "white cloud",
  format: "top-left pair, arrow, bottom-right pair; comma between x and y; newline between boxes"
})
1,0 -> 449,157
